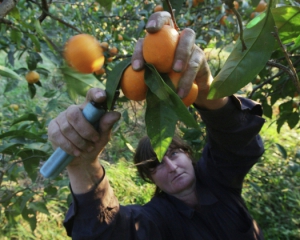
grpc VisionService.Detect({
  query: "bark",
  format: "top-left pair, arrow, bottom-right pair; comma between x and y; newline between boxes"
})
0,0 -> 18,19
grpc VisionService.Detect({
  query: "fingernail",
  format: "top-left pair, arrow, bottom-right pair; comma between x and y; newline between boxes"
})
146,20 -> 156,29
132,60 -> 141,70
74,150 -> 81,157
173,60 -> 183,72
177,88 -> 185,99
95,91 -> 104,99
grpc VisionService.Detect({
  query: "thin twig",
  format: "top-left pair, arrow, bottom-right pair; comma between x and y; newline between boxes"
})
232,8 -> 247,51
272,26 -> 300,93
165,0 -> 179,31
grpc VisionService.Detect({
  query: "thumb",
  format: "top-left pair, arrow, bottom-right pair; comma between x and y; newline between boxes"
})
98,111 -> 121,142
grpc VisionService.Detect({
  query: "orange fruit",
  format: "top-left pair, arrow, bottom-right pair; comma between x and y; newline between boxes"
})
106,57 -> 114,63
118,34 -> 123,41
143,25 -> 179,73
250,12 -> 259,19
109,47 -> 118,56
121,66 -> 148,101
167,71 -> 199,107
95,68 -> 106,75
154,5 -> 163,12
10,104 -> 19,111
64,34 -> 104,74
255,0 -> 267,12
220,15 -> 227,26
226,1 -> 239,14
25,71 -> 40,84
100,42 -> 109,51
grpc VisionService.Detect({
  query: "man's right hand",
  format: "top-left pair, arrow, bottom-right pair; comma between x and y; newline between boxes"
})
47,88 -> 121,167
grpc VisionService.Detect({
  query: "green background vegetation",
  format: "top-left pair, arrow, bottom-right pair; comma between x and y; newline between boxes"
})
0,0 -> 299,239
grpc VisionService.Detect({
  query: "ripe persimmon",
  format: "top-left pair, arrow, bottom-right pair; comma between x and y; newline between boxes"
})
109,46 -> 118,56
167,71 -> 199,107
255,0 -> 267,12
95,68 -> 106,75
154,5 -> 163,12
25,71 -> 40,84
64,34 -> 104,74
220,15 -> 227,26
143,25 -> 179,73
120,66 -> 148,101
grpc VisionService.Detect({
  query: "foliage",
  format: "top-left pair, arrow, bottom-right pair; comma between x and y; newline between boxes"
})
0,0 -> 299,238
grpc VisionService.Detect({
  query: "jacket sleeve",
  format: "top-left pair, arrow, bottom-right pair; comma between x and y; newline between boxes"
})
63,168 -> 164,240
195,95 -> 265,190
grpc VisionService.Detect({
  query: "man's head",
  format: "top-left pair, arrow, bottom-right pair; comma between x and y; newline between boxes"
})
134,136 -> 196,196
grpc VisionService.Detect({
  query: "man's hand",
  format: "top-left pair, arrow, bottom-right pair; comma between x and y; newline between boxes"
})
131,11 -> 227,109
47,88 -> 121,167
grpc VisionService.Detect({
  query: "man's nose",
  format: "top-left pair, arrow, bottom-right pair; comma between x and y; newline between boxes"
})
163,156 -> 177,172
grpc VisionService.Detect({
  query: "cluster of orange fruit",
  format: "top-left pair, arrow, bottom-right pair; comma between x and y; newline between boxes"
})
120,25 -> 198,107
250,0 -> 267,19
219,1 -> 239,26
63,34 -> 118,75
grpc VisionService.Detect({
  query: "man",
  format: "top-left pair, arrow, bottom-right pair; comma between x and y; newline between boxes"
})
47,12 -> 265,240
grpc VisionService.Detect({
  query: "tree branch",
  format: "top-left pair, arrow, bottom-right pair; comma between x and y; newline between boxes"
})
0,0 -> 19,19
272,26 -> 300,93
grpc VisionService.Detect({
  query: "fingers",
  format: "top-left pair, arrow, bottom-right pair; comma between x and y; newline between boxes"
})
84,88 -> 107,107
48,105 -> 100,156
173,28 -> 195,73
131,39 -> 145,71
176,46 -> 202,98
145,11 -> 174,33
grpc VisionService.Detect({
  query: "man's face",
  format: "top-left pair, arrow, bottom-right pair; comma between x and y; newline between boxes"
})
150,148 -> 196,197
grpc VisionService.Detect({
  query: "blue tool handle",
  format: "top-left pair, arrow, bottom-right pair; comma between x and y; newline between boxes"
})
40,101 -> 106,179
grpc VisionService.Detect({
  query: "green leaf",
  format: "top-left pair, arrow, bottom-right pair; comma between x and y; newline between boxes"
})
275,143 -> 287,159
29,201 -> 49,215
208,10 -> 275,99
0,65 -> 21,80
8,6 -> 21,20
145,90 -> 177,161
28,83 -> 36,99
262,101 -> 273,119
287,112 -> 299,129
4,78 -> 19,92
0,130 -> 46,142
18,149 -> 41,181
163,0 -> 185,16
62,65 -> 105,102
10,29 -> 22,48
106,58 -> 131,110
22,207 -> 37,232
12,113 -> 38,125
96,0 -> 112,11
0,143 -> 23,155
271,6 -> 300,44
145,65 -> 198,129
34,19 -> 44,36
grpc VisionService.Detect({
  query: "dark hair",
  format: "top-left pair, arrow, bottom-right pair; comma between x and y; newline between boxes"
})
133,135 -> 195,196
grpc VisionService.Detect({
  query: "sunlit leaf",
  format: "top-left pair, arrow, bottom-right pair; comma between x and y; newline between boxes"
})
208,10 -> 275,99
271,6 -> 300,43
0,65 -> 21,80
145,90 -> 177,161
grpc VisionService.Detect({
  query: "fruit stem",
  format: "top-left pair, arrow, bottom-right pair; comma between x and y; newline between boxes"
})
164,0 -> 179,31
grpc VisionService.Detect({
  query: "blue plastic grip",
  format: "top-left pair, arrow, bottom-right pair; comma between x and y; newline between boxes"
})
40,102 -> 106,179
